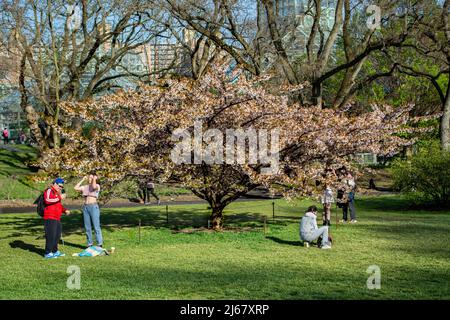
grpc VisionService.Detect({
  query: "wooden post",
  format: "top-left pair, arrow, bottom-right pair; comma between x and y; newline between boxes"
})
138,219 -> 141,244
336,205 -> 338,229
264,216 -> 267,238
166,205 -> 169,225
272,202 -> 275,223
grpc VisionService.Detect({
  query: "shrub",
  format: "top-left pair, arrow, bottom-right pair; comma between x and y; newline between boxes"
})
391,141 -> 450,208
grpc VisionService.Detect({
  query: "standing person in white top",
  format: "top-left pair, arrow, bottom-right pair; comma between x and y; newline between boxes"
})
74,172 -> 103,248
321,184 -> 334,226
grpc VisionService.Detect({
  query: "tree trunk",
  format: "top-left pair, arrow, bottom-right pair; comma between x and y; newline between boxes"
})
19,54 -> 46,149
211,205 -> 224,231
24,105 -> 47,150
442,83 -> 450,151
51,126 -> 61,149
312,81 -> 323,107
333,59 -> 365,108
403,144 -> 413,158
262,0 -> 298,85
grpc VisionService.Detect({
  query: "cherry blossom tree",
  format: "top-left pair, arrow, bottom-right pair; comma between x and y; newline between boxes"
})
41,62 -> 427,230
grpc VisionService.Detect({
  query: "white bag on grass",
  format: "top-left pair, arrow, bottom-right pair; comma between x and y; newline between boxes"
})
72,246 -> 109,257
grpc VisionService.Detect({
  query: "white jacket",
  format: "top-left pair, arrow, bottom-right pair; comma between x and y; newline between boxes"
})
300,211 -> 318,239
321,187 -> 335,204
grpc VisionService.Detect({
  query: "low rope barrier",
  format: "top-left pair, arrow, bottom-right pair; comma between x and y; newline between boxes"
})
133,198 -> 341,245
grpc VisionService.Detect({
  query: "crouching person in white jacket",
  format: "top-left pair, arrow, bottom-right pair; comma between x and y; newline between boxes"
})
300,205 -> 332,249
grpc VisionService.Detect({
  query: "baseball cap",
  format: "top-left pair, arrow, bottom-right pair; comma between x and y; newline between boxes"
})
54,178 -> 65,185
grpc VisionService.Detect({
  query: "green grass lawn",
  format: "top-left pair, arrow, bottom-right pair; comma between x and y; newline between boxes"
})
0,145 -> 191,201
0,145 -> 46,200
0,196 -> 449,300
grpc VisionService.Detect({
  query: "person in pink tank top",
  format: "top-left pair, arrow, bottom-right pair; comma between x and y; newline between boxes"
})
74,172 -> 103,248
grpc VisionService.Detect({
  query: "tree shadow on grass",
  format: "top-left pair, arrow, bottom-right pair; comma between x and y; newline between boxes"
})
0,209 -> 169,239
357,196 -> 449,213
0,208 -> 274,239
9,240 -> 44,256
61,240 -> 86,250
0,158 -> 29,173
9,239 -> 85,257
9,237 -> 86,256
359,222 -> 450,238
0,150 -> 38,174
266,236 -> 302,246
356,221 -> 450,259
270,216 -> 300,224
16,176 -> 42,193
92,262 -> 450,299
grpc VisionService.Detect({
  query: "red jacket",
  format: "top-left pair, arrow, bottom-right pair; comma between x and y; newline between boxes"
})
43,186 -> 67,221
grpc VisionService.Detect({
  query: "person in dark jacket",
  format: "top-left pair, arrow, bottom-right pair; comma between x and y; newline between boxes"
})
339,173 -> 357,223
43,178 -> 70,259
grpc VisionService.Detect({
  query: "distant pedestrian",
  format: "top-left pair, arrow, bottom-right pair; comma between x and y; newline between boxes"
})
43,178 -> 70,259
345,172 -> 357,223
339,173 -> 358,224
369,178 -> 376,190
143,179 -> 160,205
2,128 -> 9,145
321,184 -> 334,226
19,131 -> 26,144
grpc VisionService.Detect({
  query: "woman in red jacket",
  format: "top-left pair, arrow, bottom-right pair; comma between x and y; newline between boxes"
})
43,178 -> 70,259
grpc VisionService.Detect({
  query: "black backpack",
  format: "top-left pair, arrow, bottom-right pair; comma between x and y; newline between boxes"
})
33,193 -> 45,217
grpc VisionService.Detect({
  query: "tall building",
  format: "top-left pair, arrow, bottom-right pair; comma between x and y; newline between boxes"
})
0,39 -> 22,131
0,25 -> 192,133
276,0 -> 336,17
277,0 -> 306,17
112,41 -> 186,84
278,0 -> 336,53
257,0 -> 338,70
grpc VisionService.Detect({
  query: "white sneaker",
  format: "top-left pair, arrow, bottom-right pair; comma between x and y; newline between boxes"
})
350,220 -> 358,223
339,219 -> 347,224
321,244 -> 332,250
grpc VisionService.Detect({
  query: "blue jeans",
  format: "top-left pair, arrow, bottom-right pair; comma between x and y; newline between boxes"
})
342,200 -> 357,221
301,226 -> 331,246
83,204 -> 103,246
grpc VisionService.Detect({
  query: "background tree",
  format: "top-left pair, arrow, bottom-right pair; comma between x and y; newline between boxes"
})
382,0 -> 450,150
0,0 -> 168,153
163,0 -> 425,107
391,140 -> 450,207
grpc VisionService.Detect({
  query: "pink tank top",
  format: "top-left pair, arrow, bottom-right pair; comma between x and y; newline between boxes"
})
81,185 -> 100,198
